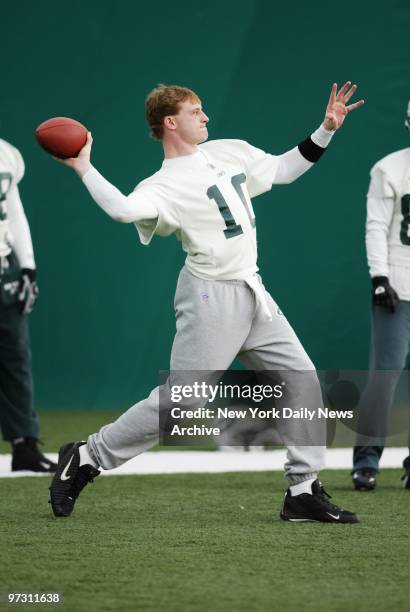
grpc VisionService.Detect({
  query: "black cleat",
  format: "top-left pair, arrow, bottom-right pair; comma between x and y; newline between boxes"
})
49,442 -> 100,517
401,472 -> 410,490
12,438 -> 57,473
280,479 -> 360,523
352,469 -> 377,491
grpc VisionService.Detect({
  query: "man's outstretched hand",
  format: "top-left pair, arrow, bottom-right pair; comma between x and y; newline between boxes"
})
323,82 -> 364,131
52,131 -> 93,179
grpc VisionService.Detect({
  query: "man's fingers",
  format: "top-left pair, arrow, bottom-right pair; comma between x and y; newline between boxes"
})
51,154 -> 65,164
343,84 -> 357,103
78,132 -> 93,157
328,83 -> 337,106
83,132 -> 93,149
51,154 -> 75,166
346,99 -> 365,112
337,81 -> 351,99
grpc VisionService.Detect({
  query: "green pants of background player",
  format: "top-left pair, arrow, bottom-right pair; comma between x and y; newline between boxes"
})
0,251 -> 38,441
88,266 -> 326,483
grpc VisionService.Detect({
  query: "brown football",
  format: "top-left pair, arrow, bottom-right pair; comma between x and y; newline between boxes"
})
35,117 -> 88,158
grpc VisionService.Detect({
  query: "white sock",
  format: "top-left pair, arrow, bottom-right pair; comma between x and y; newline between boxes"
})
79,443 -> 99,468
289,477 -> 316,496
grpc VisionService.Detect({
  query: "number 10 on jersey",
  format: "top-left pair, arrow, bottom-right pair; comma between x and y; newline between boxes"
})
207,173 -> 255,239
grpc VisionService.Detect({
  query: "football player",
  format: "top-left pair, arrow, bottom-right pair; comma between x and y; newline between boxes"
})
49,82 -> 363,522
0,138 -> 56,472
353,100 -> 410,490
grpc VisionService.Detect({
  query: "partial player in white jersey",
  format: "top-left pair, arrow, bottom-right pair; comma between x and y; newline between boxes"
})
0,138 -> 56,472
353,101 -> 410,491
49,82 -> 364,523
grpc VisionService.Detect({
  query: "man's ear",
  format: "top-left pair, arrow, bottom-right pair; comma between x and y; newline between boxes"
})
163,116 -> 177,132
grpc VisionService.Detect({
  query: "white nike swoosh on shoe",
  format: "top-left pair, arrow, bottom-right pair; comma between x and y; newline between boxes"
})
40,461 -> 50,470
327,512 -> 340,520
60,455 -> 74,481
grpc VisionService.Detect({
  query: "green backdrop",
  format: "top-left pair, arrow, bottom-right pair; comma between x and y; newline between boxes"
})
1,0 -> 409,409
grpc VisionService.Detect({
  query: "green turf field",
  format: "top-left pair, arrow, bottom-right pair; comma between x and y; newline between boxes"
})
0,469 -> 408,612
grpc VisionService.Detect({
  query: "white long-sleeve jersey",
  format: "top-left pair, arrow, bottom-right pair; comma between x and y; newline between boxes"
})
0,139 -> 35,269
81,126 -> 333,319
366,147 -> 410,300
82,126 -> 333,274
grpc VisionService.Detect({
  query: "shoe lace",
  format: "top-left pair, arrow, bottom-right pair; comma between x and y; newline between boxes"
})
316,485 -> 343,512
70,467 -> 97,500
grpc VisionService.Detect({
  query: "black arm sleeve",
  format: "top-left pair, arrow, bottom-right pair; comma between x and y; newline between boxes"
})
297,137 -> 326,163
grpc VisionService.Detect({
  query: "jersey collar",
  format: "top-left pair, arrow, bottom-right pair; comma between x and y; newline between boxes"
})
162,149 -> 208,168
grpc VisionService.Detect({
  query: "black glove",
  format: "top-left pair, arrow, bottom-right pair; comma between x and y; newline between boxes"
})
18,268 -> 39,314
371,276 -> 399,313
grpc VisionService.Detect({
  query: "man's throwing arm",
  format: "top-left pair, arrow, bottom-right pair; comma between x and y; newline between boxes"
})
82,167 -> 158,223
50,131 -> 158,224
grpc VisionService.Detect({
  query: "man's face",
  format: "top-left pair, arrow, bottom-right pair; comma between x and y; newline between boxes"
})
168,100 -> 209,144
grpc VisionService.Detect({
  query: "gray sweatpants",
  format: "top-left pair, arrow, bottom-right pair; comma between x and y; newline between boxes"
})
88,267 -> 326,482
